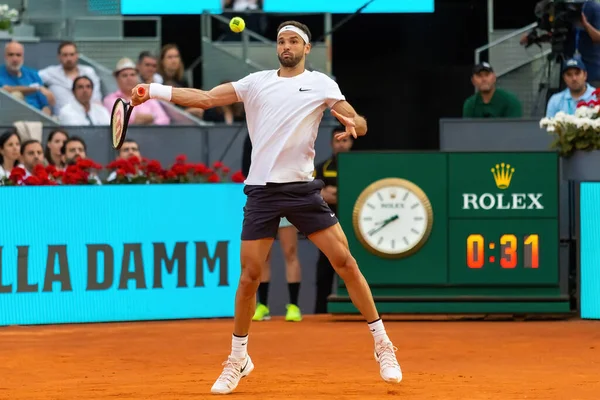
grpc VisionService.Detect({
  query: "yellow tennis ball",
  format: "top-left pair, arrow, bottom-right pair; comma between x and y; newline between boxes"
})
229,17 -> 245,33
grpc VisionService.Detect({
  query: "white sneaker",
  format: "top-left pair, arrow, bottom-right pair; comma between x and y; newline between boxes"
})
210,354 -> 254,395
374,341 -> 402,383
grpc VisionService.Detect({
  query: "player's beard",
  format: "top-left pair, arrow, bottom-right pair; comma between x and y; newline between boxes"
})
278,52 -> 303,68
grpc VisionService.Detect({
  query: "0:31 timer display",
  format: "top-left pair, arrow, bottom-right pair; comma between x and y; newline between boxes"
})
466,234 -> 539,269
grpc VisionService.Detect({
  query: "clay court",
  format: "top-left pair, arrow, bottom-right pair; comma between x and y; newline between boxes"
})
1,315 -> 598,400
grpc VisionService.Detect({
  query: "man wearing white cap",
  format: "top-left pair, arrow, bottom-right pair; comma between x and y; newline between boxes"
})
130,20 -> 402,394
103,58 -> 170,125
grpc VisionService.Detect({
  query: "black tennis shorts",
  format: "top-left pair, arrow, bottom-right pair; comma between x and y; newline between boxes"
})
241,179 -> 338,240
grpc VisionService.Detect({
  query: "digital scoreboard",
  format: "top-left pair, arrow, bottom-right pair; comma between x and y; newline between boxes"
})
331,152 -> 568,314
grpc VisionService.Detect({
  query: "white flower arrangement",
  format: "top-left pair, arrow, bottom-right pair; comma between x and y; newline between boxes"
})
0,4 -> 20,32
540,92 -> 600,156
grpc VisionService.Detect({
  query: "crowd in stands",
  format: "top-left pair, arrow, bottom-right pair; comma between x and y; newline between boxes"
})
466,0 -> 600,120
0,127 -> 87,181
0,40 -> 246,127
463,58 -> 597,120
0,126 -> 245,186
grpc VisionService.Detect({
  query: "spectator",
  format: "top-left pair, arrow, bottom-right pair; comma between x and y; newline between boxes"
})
107,139 -> 143,182
157,45 -> 204,118
203,102 -> 246,124
44,129 -> 69,170
39,41 -> 102,115
546,58 -> 596,118
103,58 -> 170,126
0,130 -> 22,180
313,126 -> 353,314
463,62 -> 522,118
137,51 -> 163,84
203,80 -> 246,124
61,136 -> 87,166
0,41 -> 54,115
61,135 -> 101,184
20,139 -> 44,177
158,44 -> 189,87
58,76 -> 110,126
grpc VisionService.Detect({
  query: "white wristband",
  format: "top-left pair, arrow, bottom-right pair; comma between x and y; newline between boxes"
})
149,83 -> 173,101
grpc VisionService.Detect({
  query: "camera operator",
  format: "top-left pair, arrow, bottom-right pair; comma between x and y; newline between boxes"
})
521,0 -> 600,87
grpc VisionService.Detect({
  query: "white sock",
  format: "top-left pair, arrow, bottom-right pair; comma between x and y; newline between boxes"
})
231,334 -> 248,359
368,319 -> 390,344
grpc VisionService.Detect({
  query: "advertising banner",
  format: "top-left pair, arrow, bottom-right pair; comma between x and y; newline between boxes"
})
0,184 -> 245,326
580,183 -> 600,319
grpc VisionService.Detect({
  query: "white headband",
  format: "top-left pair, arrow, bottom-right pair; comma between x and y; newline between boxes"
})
277,25 -> 310,44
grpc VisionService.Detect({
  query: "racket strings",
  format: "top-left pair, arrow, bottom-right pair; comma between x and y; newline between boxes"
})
111,101 -> 127,148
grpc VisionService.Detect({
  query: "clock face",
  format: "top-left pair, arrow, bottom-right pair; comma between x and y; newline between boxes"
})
353,178 -> 433,258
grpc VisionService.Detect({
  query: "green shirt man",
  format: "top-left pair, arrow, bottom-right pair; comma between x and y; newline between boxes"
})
463,62 -> 523,118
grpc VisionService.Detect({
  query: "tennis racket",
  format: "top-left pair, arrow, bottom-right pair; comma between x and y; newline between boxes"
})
110,86 -> 146,150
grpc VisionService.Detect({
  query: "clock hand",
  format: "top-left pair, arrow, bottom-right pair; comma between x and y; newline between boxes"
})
368,217 -> 391,235
367,215 -> 399,236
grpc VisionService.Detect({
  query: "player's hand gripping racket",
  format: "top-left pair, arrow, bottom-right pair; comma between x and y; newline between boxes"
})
110,86 -> 146,150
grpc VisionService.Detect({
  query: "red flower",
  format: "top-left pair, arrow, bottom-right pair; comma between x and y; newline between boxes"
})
171,164 -> 187,176
116,168 -> 127,178
207,173 -> 220,183
23,176 -> 42,186
145,160 -> 163,175
77,158 -> 94,169
45,164 -> 57,175
33,164 -> 48,181
193,163 -> 208,175
76,158 -> 102,170
9,167 -> 26,184
222,166 -> 230,174
175,154 -> 187,164
128,156 -> 141,165
231,170 -> 246,183
213,161 -> 224,170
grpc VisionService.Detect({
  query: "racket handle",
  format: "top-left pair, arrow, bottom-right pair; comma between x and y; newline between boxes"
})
137,87 -> 146,96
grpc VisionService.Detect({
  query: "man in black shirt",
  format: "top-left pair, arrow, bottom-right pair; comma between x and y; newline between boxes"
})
313,126 -> 354,313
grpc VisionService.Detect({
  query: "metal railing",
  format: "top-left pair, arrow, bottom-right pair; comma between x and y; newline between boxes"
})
475,22 -> 551,77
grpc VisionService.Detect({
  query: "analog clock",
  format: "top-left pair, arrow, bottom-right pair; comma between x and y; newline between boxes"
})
352,178 -> 433,258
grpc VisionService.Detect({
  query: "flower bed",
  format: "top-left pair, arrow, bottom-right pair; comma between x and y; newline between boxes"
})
540,89 -> 600,157
1,155 -> 246,186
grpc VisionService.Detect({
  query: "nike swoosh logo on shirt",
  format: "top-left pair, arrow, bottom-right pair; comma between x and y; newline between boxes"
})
299,88 -> 312,92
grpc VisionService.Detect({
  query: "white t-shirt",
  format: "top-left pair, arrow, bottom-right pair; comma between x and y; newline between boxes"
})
231,69 -> 345,185
38,64 -> 103,115
58,101 -> 111,126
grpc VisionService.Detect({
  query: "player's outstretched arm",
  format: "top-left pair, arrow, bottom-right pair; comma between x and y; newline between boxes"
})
131,83 -> 239,109
331,100 -> 367,138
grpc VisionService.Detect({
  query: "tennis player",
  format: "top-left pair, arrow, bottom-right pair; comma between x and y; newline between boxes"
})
131,20 -> 402,395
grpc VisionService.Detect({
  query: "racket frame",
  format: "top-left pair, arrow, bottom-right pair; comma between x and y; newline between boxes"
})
110,98 -> 134,150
